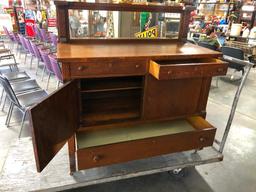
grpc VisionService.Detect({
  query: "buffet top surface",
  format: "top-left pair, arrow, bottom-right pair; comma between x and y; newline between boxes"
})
57,42 -> 222,62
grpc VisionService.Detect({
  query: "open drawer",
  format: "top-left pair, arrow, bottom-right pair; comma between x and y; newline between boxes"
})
149,58 -> 228,80
76,116 -> 216,170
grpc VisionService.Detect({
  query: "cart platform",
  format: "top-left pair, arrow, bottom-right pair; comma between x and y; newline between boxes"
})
0,138 -> 222,192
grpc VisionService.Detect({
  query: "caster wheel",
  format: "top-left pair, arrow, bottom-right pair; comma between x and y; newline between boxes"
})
168,168 -> 188,178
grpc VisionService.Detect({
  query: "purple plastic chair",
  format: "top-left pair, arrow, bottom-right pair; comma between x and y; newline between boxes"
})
17,34 -> 29,63
3,26 -> 16,50
23,38 -> 36,67
34,26 -> 43,41
32,25 -> 39,40
12,34 -> 21,52
38,48 -> 55,89
49,33 -> 58,47
30,40 -> 44,74
3,26 -> 15,42
40,28 -> 49,43
49,55 -> 62,89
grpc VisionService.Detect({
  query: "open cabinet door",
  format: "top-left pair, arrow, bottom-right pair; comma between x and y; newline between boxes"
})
29,81 -> 79,172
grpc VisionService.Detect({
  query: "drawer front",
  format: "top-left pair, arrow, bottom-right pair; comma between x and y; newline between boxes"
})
149,59 -> 228,80
70,60 -> 146,78
76,117 -> 216,170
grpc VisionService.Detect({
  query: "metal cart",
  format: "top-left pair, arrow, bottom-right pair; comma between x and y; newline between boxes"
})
50,56 -> 254,191
1,56 -> 253,192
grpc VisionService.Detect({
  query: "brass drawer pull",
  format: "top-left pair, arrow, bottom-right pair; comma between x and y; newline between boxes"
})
217,68 -> 223,72
167,70 -> 172,75
135,64 -> 140,68
93,155 -> 101,162
78,66 -> 85,71
199,137 -> 206,142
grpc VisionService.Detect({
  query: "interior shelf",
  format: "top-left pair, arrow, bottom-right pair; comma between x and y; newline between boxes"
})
80,76 -> 143,93
80,109 -> 140,126
80,77 -> 143,126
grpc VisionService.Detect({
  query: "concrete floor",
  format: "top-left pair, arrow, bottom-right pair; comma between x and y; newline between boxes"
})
0,42 -> 256,191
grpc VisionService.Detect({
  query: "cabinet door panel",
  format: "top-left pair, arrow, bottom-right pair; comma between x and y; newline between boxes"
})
29,81 -> 79,172
143,75 -> 203,119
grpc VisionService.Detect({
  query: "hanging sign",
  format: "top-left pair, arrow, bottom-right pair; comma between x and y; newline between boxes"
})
135,26 -> 158,39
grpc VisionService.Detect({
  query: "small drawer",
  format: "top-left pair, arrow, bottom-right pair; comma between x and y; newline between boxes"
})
149,58 -> 228,80
76,116 -> 216,170
70,60 -> 146,78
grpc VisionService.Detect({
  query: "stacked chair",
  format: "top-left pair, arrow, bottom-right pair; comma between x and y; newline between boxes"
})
5,25 -> 61,86
0,76 -> 47,137
39,48 -> 55,89
0,35 -> 49,138
1,25 -> 64,137
49,54 -> 63,89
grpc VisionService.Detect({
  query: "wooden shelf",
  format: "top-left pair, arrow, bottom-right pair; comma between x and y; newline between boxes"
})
80,76 -> 143,93
81,110 -> 140,126
81,86 -> 142,93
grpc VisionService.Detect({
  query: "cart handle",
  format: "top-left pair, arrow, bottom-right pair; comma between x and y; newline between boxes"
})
223,55 -> 255,67
219,56 -> 254,153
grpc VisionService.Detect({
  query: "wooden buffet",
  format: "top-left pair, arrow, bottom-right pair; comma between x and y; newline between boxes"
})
29,0 -> 228,174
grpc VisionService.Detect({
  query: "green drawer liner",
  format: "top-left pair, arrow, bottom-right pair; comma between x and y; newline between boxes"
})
77,119 -> 195,149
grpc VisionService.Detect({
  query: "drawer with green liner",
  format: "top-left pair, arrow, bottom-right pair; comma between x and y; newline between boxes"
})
76,116 -> 216,170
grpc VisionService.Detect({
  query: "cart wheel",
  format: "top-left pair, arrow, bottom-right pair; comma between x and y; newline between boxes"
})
168,168 -> 188,178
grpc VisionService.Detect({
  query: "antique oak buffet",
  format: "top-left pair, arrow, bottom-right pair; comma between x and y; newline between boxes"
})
29,0 -> 228,173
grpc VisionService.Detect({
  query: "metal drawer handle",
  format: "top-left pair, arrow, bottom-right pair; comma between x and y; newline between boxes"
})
167,70 -> 172,75
135,64 -> 140,68
93,155 -> 101,162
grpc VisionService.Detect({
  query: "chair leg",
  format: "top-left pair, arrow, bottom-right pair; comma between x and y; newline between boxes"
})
16,44 -> 19,53
41,65 -> 46,81
5,103 -> 12,125
2,95 -> 7,111
24,53 -> 28,63
241,68 -> 245,75
13,54 -> 17,64
9,65 -> 13,72
19,49 -> 22,58
19,110 -> 27,138
6,103 -> 14,127
36,59 -> 40,75
46,73 -> 51,90
0,89 -> 4,104
216,77 -> 219,88
30,55 -> 34,69
56,80 -> 60,89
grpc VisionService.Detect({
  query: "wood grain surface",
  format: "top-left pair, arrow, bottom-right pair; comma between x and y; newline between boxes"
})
57,42 -> 222,62
29,81 -> 79,172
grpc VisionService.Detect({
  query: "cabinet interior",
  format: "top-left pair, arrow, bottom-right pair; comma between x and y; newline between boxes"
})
80,76 -> 144,126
